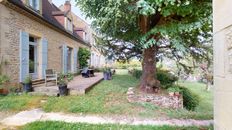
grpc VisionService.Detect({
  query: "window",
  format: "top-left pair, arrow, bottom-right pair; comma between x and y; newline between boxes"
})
66,18 -> 73,32
28,0 -> 40,11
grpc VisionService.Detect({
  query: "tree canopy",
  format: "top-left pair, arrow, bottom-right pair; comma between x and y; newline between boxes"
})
77,0 -> 212,64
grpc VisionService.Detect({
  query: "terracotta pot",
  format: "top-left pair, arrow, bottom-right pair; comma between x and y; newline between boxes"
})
0,88 -> 9,96
169,92 -> 174,97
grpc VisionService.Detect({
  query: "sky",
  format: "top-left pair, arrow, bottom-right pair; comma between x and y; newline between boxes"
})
53,0 -> 91,24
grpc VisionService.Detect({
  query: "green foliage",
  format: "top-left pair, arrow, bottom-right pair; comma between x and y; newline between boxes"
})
131,69 -> 143,79
78,48 -> 91,68
130,69 -> 178,88
23,76 -> 32,84
167,86 -> 180,93
0,75 -> 10,86
156,69 -> 178,89
179,86 -> 200,111
58,73 -> 74,86
77,0 -> 212,67
21,121 -> 213,130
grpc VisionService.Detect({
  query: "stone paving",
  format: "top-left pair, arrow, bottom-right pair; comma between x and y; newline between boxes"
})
0,109 -> 213,127
68,73 -> 103,95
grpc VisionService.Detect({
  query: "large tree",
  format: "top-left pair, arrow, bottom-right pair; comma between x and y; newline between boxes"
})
76,0 -> 212,93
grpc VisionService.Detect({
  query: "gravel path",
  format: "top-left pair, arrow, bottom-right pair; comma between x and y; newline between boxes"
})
0,109 -> 213,127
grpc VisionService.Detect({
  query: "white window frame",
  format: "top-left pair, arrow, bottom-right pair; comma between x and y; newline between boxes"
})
29,0 -> 40,11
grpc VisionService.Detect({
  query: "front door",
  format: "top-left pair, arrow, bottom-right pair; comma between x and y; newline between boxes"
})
29,36 -> 38,79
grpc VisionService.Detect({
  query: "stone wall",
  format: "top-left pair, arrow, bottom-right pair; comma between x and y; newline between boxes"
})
0,4 -> 87,82
214,0 -> 232,129
127,88 -> 183,109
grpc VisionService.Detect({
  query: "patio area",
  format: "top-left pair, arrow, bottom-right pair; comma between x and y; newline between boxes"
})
31,73 -> 104,96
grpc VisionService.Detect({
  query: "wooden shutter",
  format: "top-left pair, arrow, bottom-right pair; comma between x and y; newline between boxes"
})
62,45 -> 68,74
19,31 -> 29,82
72,48 -> 77,73
41,38 -> 48,78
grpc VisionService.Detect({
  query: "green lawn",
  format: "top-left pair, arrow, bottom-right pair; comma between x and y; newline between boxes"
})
0,69 -> 213,120
20,121 -> 213,130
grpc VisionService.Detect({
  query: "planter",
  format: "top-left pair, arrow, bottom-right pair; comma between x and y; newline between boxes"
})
103,72 -> 112,80
169,92 -> 174,97
58,85 -> 68,96
23,83 -> 33,92
0,88 -> 9,96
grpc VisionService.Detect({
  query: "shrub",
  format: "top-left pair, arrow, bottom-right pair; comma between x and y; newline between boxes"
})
167,86 -> 181,93
179,86 -> 200,111
156,69 -> 178,89
0,75 -> 10,85
129,69 -> 178,88
78,48 -> 91,68
131,69 -> 142,79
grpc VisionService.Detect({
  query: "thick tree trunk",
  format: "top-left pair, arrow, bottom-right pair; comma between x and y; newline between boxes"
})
139,46 -> 160,93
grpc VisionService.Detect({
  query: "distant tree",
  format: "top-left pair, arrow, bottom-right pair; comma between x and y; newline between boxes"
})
77,0 -> 212,93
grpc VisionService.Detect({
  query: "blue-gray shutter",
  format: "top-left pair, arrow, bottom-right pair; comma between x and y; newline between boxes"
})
62,45 -> 68,74
72,48 -> 77,73
41,38 -> 48,78
19,31 -> 29,82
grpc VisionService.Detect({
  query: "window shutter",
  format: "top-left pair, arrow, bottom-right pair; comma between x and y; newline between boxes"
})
19,31 -> 29,82
62,45 -> 68,74
41,38 -> 48,78
72,48 -> 77,73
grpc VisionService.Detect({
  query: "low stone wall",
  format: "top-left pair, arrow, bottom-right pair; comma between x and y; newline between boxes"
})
127,88 -> 183,109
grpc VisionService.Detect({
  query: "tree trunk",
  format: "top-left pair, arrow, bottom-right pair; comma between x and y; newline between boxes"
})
139,46 -> 160,93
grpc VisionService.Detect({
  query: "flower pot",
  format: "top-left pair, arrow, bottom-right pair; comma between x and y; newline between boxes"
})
104,72 -> 112,80
58,85 -> 68,96
23,83 -> 33,92
0,88 -> 9,96
169,92 -> 174,97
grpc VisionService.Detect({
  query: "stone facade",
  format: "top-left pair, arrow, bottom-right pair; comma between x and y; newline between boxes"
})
0,3 -> 87,82
127,88 -> 183,109
214,0 -> 232,129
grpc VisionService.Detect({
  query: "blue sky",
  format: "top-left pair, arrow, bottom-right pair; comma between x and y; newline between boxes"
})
53,0 -> 91,24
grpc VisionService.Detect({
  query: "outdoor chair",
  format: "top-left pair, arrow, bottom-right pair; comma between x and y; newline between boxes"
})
45,69 -> 58,86
81,67 -> 90,78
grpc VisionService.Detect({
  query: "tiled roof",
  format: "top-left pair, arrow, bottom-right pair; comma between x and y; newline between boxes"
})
7,0 -> 90,47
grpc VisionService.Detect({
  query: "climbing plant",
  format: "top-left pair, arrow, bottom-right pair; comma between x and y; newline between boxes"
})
78,48 -> 91,68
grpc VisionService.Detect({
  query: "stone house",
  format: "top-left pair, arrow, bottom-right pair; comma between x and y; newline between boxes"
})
59,4 -> 106,68
0,0 -> 90,82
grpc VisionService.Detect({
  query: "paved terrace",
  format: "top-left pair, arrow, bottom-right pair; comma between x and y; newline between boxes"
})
31,73 -> 103,96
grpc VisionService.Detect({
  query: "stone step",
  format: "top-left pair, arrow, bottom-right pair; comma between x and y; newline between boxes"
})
33,86 -> 59,95
28,91 -> 59,96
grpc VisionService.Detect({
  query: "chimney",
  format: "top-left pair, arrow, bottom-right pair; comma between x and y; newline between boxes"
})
64,0 -> 71,12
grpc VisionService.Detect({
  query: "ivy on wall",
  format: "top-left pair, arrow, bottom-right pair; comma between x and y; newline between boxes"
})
78,48 -> 91,68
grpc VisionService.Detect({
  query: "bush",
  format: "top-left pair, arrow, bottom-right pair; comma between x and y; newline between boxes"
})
156,69 -> 178,89
179,86 -> 200,111
129,69 -> 178,88
78,48 -> 91,68
131,69 -> 142,79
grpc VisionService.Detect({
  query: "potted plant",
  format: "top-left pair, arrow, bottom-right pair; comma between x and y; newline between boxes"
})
0,75 -> 10,95
167,87 -> 176,97
23,76 -> 32,92
57,73 -> 73,96
103,67 -> 111,80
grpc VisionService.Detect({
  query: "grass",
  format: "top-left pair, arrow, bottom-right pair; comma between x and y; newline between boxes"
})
0,69 -> 213,120
20,121 -> 213,130
0,94 -> 45,112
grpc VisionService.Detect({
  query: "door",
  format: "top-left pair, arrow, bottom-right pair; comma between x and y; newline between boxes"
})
29,37 -> 38,79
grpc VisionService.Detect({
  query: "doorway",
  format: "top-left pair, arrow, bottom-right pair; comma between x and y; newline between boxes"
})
29,36 -> 38,79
